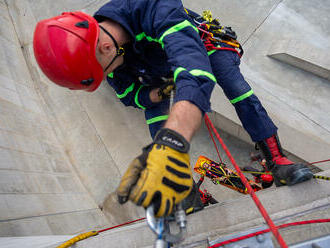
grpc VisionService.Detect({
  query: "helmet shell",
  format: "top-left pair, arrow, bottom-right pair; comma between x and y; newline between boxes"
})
33,11 -> 103,91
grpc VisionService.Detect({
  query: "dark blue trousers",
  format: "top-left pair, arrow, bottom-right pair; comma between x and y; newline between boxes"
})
145,48 -> 277,142
208,47 -> 277,142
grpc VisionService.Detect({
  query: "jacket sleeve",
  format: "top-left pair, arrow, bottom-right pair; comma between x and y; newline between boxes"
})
130,0 -> 216,113
106,75 -> 156,110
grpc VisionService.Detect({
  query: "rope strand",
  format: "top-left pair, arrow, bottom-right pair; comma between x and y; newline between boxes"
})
204,114 -> 288,248
209,218 -> 330,248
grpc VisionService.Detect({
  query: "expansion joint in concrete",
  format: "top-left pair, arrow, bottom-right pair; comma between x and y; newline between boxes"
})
0,208 -> 100,223
243,0 -> 284,45
75,95 -> 122,178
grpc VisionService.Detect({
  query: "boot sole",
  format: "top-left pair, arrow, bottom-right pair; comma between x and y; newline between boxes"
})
288,168 -> 313,186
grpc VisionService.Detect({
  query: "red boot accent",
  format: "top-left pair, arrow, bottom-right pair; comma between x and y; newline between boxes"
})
260,174 -> 274,183
265,135 -> 293,165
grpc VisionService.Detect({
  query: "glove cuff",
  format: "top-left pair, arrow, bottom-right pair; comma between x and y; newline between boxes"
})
154,128 -> 190,153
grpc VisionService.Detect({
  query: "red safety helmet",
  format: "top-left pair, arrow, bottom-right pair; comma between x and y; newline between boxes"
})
33,11 -> 103,92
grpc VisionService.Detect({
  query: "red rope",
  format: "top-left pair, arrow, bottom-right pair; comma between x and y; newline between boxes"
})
309,159 -> 330,165
197,24 -> 242,58
204,114 -> 288,248
98,217 -> 146,233
209,218 -> 330,247
205,117 -> 223,163
205,44 -> 242,58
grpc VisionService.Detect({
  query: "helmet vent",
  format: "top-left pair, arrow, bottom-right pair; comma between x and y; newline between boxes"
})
75,21 -> 89,28
81,78 -> 94,86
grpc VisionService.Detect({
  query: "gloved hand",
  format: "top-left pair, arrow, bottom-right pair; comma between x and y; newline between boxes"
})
158,78 -> 175,100
117,128 -> 193,217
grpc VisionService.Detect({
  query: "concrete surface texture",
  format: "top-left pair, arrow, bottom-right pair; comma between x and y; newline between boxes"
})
0,0 -> 330,247
62,178 -> 330,248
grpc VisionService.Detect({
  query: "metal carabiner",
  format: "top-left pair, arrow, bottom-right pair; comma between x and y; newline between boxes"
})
146,205 -> 167,248
146,204 -> 187,248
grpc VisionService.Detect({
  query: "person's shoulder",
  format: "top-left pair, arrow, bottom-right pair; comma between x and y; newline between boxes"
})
94,0 -> 130,17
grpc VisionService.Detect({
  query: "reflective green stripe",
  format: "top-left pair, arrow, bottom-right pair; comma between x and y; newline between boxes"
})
146,115 -> 169,125
174,67 -> 187,82
108,72 -> 114,78
134,85 -> 146,110
116,83 -> 135,99
136,32 -> 159,43
136,21 -> 198,49
159,20 -> 199,48
208,45 -> 221,56
230,90 -> 254,104
174,67 -> 216,83
136,32 -> 146,41
190,69 -> 217,83
208,50 -> 216,56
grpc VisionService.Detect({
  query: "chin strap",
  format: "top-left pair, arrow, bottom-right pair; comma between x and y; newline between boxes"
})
99,25 -> 125,72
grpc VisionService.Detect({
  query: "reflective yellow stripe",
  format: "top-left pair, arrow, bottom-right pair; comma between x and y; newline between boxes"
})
159,20 -> 199,48
174,67 -> 216,83
116,83 -> 135,99
134,85 -> 146,110
146,115 -> 169,125
136,21 -> 198,50
136,32 -> 159,43
230,90 -> 254,104
174,67 -> 187,82
190,69 -> 217,83
208,50 -> 216,56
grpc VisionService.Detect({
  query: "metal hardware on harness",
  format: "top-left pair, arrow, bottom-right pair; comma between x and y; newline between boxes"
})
192,10 -> 238,41
146,204 -> 187,247
187,9 -> 243,57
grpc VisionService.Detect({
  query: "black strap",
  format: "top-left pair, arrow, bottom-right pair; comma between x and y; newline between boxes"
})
99,25 -> 125,72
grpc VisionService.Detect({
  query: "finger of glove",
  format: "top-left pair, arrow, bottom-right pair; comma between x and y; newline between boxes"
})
128,169 -> 173,217
130,182 -> 175,217
134,186 -> 173,217
162,154 -> 193,193
154,193 -> 173,217
117,157 -> 145,204
128,168 -> 152,205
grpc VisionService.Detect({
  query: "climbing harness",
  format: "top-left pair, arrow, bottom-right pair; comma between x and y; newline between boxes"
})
187,9 -> 244,57
194,155 -> 266,194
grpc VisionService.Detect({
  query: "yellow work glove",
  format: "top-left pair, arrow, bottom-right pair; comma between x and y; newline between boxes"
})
117,128 -> 193,217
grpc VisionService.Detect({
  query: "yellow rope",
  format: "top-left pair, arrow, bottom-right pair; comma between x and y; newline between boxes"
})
313,175 -> 330,181
56,231 -> 99,248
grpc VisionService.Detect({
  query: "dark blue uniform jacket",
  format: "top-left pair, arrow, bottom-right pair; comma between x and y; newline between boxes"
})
94,0 -> 216,113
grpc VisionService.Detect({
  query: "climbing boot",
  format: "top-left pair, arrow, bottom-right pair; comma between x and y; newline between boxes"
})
256,134 -> 313,187
181,180 -> 204,214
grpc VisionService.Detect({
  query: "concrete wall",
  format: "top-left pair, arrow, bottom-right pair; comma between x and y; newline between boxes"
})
0,0 -> 109,236
1,0 -> 330,241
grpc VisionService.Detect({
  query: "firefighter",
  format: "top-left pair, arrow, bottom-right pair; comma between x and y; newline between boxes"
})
33,0 -> 313,217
